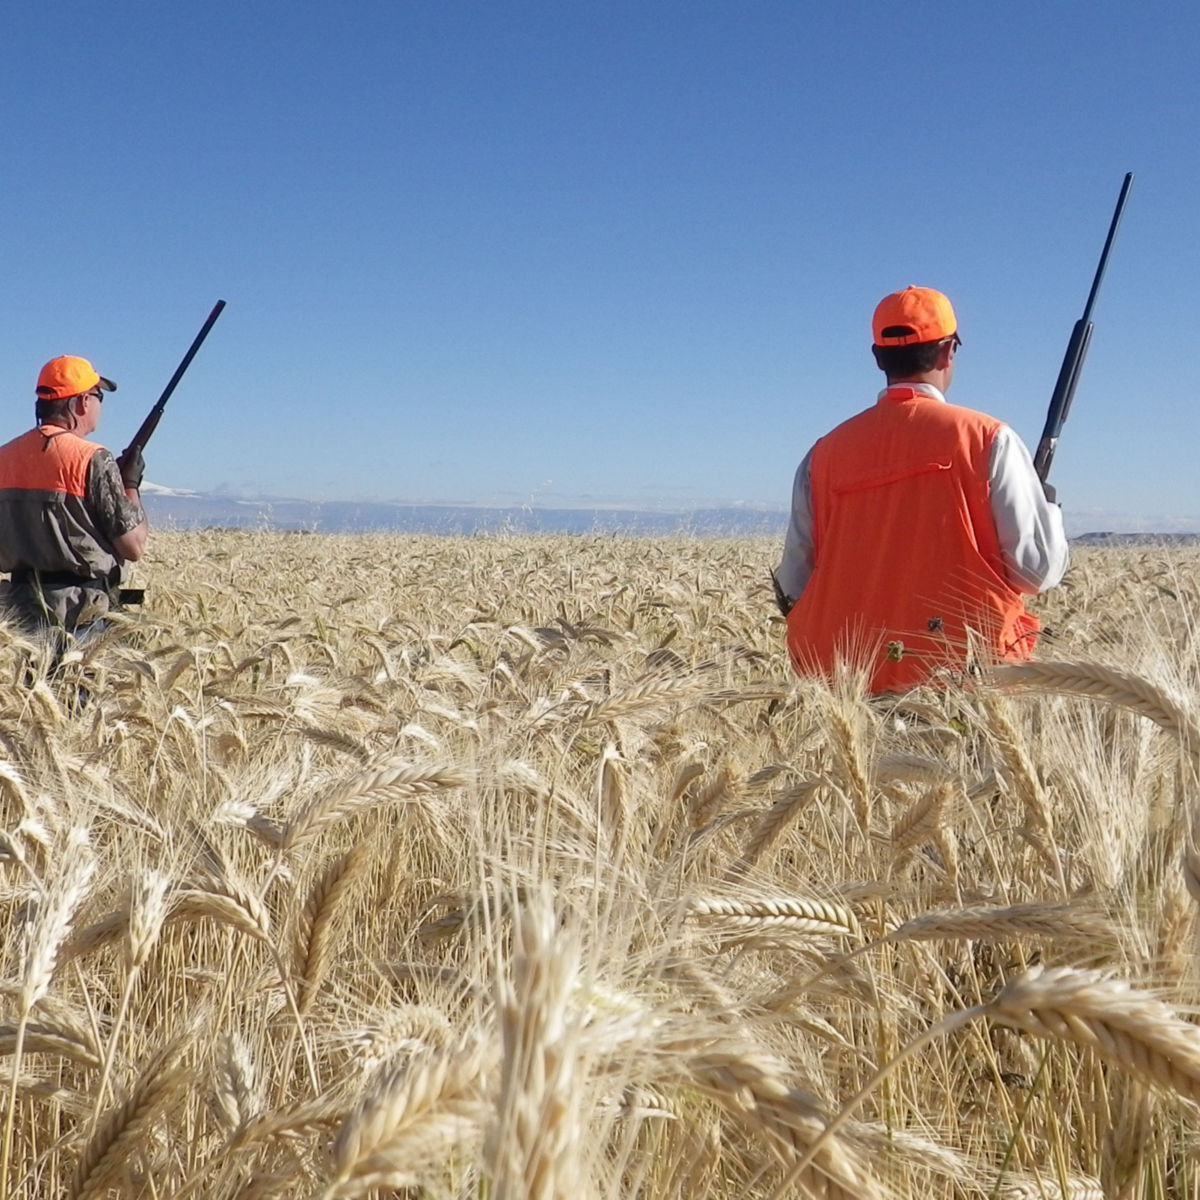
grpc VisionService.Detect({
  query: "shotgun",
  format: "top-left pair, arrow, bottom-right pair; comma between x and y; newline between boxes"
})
113,299 -> 226,606
116,299 -> 227,475
1032,175 -> 1133,482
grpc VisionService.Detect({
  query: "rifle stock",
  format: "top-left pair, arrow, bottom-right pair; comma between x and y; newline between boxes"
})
119,300 -> 226,467
1033,174 -> 1132,482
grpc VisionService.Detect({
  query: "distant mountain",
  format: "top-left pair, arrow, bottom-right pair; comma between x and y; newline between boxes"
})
140,488 -> 789,537
138,487 -> 1200,543
1071,531 -> 1200,546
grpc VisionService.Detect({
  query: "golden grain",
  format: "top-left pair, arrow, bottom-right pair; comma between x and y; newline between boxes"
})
0,534 -> 1195,1199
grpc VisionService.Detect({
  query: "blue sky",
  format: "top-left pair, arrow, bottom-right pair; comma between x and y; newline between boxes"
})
2,2 -> 1196,531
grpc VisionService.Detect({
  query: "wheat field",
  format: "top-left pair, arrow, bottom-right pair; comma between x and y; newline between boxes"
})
1,530 -> 1198,1199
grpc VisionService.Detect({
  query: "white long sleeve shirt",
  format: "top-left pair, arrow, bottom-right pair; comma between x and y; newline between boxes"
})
776,383 -> 1069,602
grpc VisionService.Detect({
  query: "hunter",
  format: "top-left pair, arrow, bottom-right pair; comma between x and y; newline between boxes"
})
776,286 -> 1068,693
0,355 -> 147,641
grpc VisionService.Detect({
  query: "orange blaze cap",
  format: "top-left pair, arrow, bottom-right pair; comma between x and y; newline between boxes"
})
35,356 -> 118,401
872,286 -> 957,347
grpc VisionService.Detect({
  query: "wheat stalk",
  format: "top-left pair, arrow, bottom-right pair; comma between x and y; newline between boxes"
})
986,965 -> 1200,1105
211,1031 -> 260,1135
689,1047 -> 882,1200
981,692 -> 1056,836
323,1040 -> 485,1197
2,829 -> 95,1195
0,761 -> 30,819
597,743 -> 629,834
687,895 -> 860,939
824,701 -> 873,834
293,721 -> 372,762
71,1038 -> 188,1200
871,751 -> 957,787
293,843 -> 368,1014
729,777 -> 823,878
19,830 -> 96,1010
126,867 -> 172,971
992,659 -> 1200,746
65,871 -> 266,961
885,903 -> 1111,946
488,890 -> 582,1200
0,1021 -> 102,1069
230,1094 -> 350,1149
888,782 -> 954,854
999,1176 -> 1105,1200
281,762 -> 470,851
4,1074 -> 89,1116
577,678 -> 700,726
172,875 -> 272,942
688,762 -> 738,830
91,868 -> 175,1118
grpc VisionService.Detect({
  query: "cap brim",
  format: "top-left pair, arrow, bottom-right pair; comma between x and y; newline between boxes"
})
98,376 -> 117,393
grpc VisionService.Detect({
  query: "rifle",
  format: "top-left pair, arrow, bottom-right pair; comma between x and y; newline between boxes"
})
113,299 -> 226,606
1032,174 -> 1133,482
117,299 -> 227,474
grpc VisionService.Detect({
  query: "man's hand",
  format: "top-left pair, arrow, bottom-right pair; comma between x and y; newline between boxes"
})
117,447 -> 145,491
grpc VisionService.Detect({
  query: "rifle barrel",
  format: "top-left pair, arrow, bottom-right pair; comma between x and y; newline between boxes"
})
1080,173 -> 1134,325
124,300 -> 226,457
1033,175 -> 1132,482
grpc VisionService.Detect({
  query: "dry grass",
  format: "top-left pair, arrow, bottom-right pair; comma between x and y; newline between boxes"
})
0,531 -> 1197,1198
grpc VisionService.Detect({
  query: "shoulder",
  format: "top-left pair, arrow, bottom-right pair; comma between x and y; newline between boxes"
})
0,427 -> 44,451
943,400 -> 1002,428
85,445 -> 121,486
85,452 -> 144,534
933,402 -> 1005,446
52,431 -> 106,464
818,404 -> 878,443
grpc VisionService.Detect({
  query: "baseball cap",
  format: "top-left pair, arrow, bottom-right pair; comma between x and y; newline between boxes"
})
36,356 -> 118,401
872,286 -> 958,347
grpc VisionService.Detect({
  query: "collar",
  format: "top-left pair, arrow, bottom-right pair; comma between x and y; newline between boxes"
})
877,382 -> 946,404
36,424 -> 79,450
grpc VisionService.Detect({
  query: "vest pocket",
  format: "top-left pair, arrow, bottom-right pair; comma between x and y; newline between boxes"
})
832,461 -> 952,495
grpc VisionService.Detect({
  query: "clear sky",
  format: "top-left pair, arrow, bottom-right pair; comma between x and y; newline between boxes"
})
2,1 -> 1196,531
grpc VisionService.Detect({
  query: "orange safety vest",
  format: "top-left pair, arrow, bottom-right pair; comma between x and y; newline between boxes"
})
0,426 -> 102,496
785,387 -> 1038,693
0,425 -> 124,585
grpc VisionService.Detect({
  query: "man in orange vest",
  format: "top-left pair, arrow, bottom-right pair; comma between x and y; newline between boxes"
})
0,355 -> 148,638
776,286 -> 1068,694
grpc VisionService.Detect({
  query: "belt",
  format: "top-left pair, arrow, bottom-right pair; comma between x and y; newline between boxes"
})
9,569 -> 109,590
